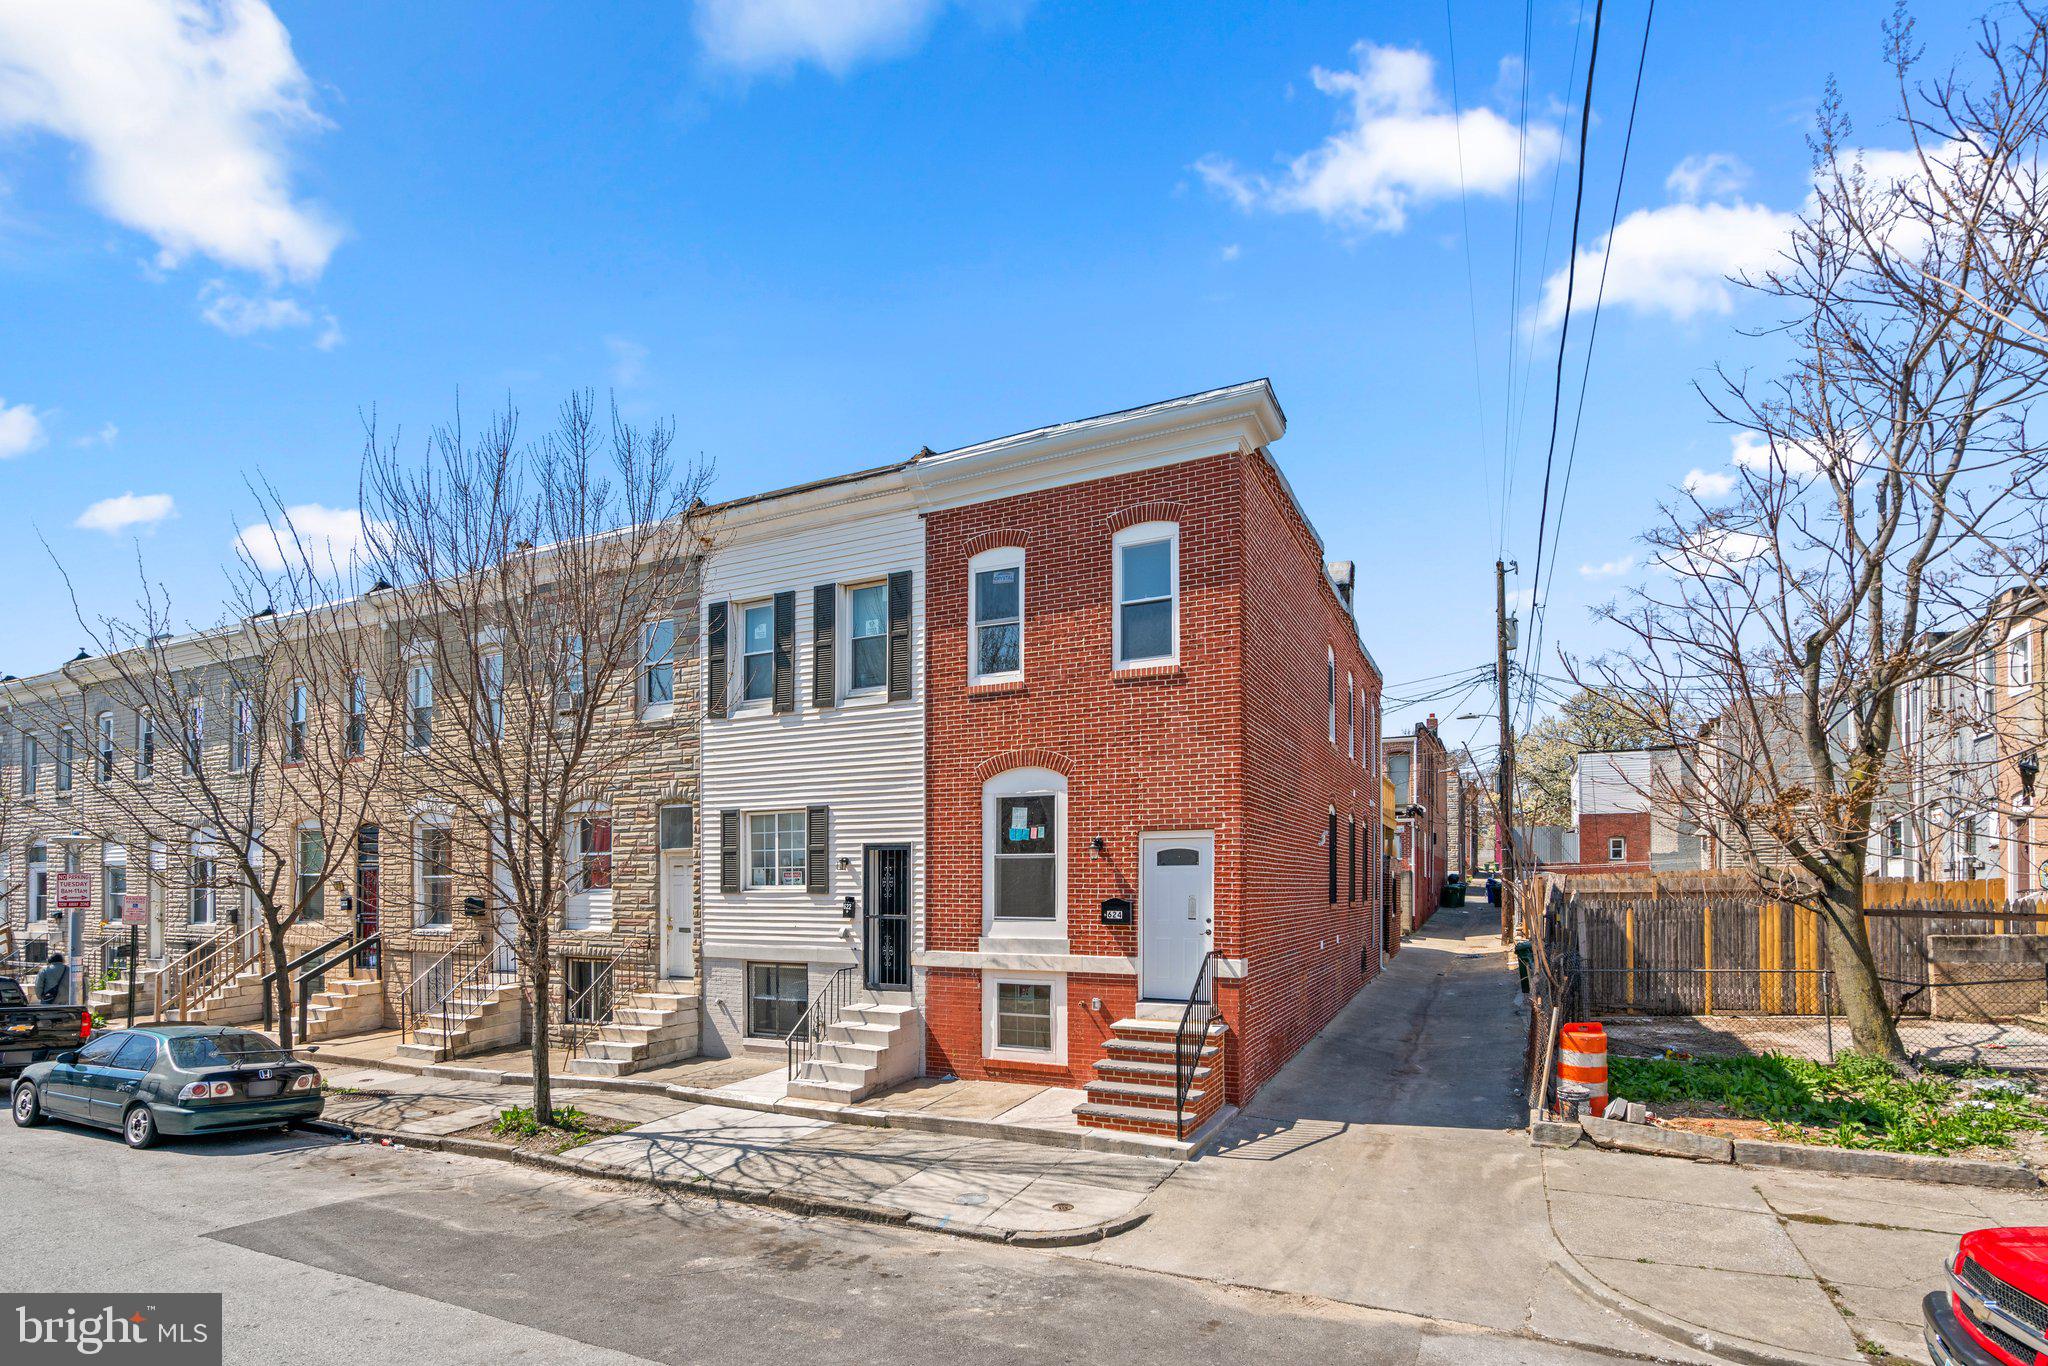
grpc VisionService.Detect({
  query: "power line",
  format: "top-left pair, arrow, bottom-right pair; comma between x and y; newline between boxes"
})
1442,0 -> 1499,556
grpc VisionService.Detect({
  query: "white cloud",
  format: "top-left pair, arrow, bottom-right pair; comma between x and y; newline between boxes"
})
1197,42 -> 1561,233
1537,194 -> 1797,326
75,491 -> 176,535
1665,152 -> 1748,203
693,0 -> 989,75
0,0 -> 341,282
0,399 -> 47,459
1682,467 -> 1737,498
72,422 -> 118,449
1579,555 -> 1635,579
233,503 -> 382,576
1656,528 -> 1772,579
200,281 -> 311,335
606,335 -> 649,387
1219,242 -> 1242,262
313,311 -> 343,351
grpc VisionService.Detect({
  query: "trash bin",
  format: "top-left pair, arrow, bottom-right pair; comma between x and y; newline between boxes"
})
1514,940 -> 1533,995
1440,873 -> 1467,908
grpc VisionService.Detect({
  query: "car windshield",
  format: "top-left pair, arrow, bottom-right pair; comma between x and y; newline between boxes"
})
168,1031 -> 292,1069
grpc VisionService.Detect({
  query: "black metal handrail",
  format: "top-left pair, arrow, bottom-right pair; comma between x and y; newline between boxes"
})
288,931 -> 381,1041
260,928 -> 377,1031
786,965 -> 861,1081
1172,951 -> 1218,1140
437,928 -> 516,1055
559,957 -> 617,1060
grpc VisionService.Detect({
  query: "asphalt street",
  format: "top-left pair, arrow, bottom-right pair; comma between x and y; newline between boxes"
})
0,1114 -> 1644,1365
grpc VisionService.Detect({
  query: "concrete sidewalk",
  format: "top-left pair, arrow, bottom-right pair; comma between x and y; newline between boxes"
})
316,1063 -> 1174,1243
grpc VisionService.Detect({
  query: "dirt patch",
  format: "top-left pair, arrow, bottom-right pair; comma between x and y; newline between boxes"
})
448,1117 -> 628,1157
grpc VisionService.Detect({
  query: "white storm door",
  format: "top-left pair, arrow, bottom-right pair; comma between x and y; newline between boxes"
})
1138,833 -> 1213,1001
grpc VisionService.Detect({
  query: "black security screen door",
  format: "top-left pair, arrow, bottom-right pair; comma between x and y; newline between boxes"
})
864,845 -> 911,991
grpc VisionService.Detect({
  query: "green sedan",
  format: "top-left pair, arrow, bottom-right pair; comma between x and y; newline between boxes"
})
9,1023 -> 324,1148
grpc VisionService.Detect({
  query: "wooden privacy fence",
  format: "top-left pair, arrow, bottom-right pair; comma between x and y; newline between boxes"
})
1544,878 -> 2041,1018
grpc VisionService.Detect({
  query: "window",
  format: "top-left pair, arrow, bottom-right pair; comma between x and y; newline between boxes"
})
1327,649 -> 1338,744
183,697 -> 204,775
1608,836 -> 1627,862
26,842 -> 47,921
746,963 -> 807,1037
1327,809 -> 1338,904
20,735 -> 36,796
347,674 -> 366,757
659,804 -> 694,851
969,549 -> 1023,681
559,633 -> 586,711
54,730 -> 71,794
564,959 -> 612,1023
479,651 -> 505,738
135,710 -> 154,780
641,620 -> 674,709
189,844 -> 217,925
1347,677 -> 1356,759
1886,818 -> 1905,860
287,682 -> 308,762
747,812 -> 807,888
102,844 -> 126,923
1978,654 -> 1996,717
296,826 -> 325,920
2013,635 -> 2034,693
849,584 -> 888,692
566,813 -> 613,931
994,981 -> 1053,1050
1113,523 -> 1178,666
741,604 -> 775,702
110,1033 -> 157,1071
408,663 -> 434,749
1348,817 -> 1358,902
416,824 -> 452,927
230,693 -> 252,772
96,711 -> 113,782
984,769 -> 1062,926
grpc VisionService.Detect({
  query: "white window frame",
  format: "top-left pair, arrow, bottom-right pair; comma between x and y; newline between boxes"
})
845,580 -> 891,697
287,681 -> 308,762
54,728 -> 72,794
414,817 -> 453,931
1111,521 -> 1179,669
565,804 -> 614,931
96,711 -> 114,782
967,547 -> 1025,685
2012,633 -> 2033,694
26,841 -> 47,922
407,662 -> 435,750
479,650 -> 505,739
735,600 -> 778,707
189,833 -> 218,925
1347,673 -> 1356,759
101,843 -> 126,923
230,692 -> 252,772
183,696 -> 204,775
745,810 -> 808,890
347,673 -> 367,757
982,972 -> 1066,1065
640,619 -> 675,718
135,709 -> 154,781
21,734 -> 37,796
982,767 -> 1066,940
1608,836 -> 1627,862
295,824 -> 327,920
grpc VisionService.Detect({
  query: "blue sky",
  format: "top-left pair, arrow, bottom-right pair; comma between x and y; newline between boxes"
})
0,1 -> 1975,765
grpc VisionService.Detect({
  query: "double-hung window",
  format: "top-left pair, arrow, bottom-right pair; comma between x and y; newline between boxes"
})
96,711 -> 113,782
1347,675 -> 1356,758
642,620 -> 674,710
1327,650 -> 1337,745
136,711 -> 154,780
849,584 -> 888,693
2013,635 -> 2033,693
1608,836 -> 1627,862
54,730 -> 72,794
747,964 -> 807,1038
970,551 -> 1023,682
230,693 -> 252,772
183,697 -> 204,775
986,771 -> 1062,925
407,663 -> 434,749
416,825 -> 452,927
741,604 -> 775,703
347,674 -> 367,757
287,683 -> 308,762
747,812 -> 807,888
479,651 -> 505,739
102,844 -> 126,923
1112,524 -> 1178,666
26,843 -> 47,920
994,982 -> 1053,1050
297,826 -> 325,920
21,736 -> 38,796
189,848 -> 216,925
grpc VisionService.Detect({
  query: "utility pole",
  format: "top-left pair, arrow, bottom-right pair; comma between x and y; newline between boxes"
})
1496,559 -> 1517,943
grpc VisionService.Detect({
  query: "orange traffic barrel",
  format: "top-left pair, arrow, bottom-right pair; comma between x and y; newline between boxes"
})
1557,1021 -> 1608,1117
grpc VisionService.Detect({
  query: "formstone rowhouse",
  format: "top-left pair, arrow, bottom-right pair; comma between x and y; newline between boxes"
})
912,381 -> 1384,1138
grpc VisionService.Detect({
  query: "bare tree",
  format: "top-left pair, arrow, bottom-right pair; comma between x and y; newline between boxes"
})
1586,7 -> 2048,1063
34,499 -> 401,1049
359,392 -> 710,1122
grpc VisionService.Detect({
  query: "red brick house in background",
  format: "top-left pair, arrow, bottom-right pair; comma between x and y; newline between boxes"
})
1384,716 -> 1449,933
912,381 -> 1383,1138
1539,745 -> 1700,875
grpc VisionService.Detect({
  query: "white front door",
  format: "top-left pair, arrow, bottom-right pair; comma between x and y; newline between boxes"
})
661,850 -> 695,978
493,858 -> 517,974
1138,832 -> 1213,1001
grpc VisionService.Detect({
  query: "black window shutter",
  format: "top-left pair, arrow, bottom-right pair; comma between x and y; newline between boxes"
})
1327,810 -> 1338,904
1349,820 -> 1358,902
706,602 -> 729,719
719,809 -> 740,893
805,805 -> 830,894
773,590 -> 796,713
812,584 -> 837,710
886,569 -> 912,701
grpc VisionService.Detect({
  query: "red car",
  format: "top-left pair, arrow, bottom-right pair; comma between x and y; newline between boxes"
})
1928,1228 -> 2048,1365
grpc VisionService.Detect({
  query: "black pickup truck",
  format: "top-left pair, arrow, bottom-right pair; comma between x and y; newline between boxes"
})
0,976 -> 90,1075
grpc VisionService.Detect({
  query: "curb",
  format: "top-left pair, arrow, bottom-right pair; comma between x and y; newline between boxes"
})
313,1047 -> 1219,1162
305,1117 -> 1149,1248
1539,1112 -> 2041,1190
1548,1237 -> 1860,1366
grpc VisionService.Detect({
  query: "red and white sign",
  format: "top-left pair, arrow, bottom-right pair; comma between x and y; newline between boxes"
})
52,872 -> 91,912
121,891 -> 149,925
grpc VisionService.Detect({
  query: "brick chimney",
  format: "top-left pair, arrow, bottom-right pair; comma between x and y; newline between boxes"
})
1425,712 -> 1438,731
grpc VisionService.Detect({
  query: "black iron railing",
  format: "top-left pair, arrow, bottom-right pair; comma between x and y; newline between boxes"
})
260,928 -> 380,1035
786,965 -> 862,1082
1173,951 -> 1218,1139
559,958 -> 618,1060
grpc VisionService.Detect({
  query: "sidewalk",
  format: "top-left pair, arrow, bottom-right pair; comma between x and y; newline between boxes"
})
315,1062 -> 1175,1244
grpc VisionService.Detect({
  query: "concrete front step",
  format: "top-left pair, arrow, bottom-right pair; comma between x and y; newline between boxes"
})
787,1073 -> 864,1104
1082,1078 -> 1208,1111
1072,1101 -> 1190,1136
1093,1058 -> 1212,1083
1102,1037 -> 1221,1061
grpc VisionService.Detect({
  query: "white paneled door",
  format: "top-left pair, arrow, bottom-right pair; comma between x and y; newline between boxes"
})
1138,832 -> 1213,1001
661,850 -> 695,978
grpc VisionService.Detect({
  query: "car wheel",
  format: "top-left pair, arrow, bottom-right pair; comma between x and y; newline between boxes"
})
11,1083 -> 43,1128
123,1105 -> 159,1149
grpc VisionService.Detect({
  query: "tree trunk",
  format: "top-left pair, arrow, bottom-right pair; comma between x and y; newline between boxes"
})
529,917 -> 552,1120
1815,878 -> 1906,1064
268,926 -> 295,1052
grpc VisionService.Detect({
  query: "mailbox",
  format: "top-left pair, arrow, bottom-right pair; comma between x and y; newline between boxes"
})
1100,897 -> 1133,926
